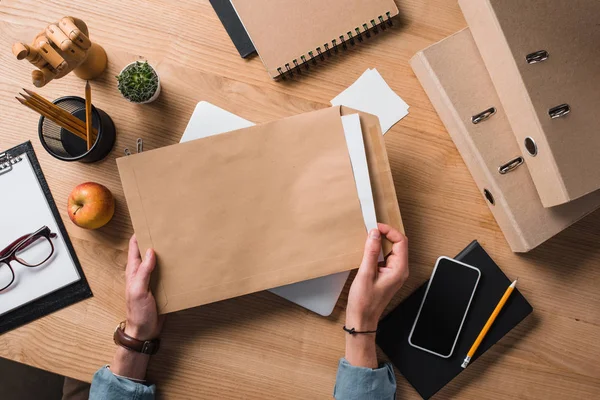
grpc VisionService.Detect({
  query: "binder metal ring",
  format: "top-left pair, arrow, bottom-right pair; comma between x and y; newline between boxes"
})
526,50 -> 549,64
498,156 -> 524,175
471,107 -> 497,124
548,104 -> 570,119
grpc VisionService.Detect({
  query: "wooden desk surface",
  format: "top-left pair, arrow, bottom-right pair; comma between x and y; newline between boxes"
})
1,1 -> 600,398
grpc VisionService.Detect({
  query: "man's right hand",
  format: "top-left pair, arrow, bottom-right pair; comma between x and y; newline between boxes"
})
344,223 -> 409,368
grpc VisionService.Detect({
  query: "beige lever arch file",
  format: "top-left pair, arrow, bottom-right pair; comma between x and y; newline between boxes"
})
229,0 -> 399,79
459,0 -> 600,207
411,29 -> 600,252
118,106 -> 402,314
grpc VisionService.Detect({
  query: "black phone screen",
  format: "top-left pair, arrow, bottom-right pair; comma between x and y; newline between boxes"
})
409,257 -> 480,357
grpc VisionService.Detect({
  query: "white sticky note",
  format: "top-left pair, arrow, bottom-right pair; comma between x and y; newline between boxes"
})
331,68 -> 409,134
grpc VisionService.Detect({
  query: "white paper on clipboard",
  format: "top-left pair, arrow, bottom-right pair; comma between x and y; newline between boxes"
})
0,153 -> 80,316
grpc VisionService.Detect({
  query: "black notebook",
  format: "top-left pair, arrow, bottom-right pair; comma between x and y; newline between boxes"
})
0,141 -> 92,334
209,0 -> 256,58
376,241 -> 533,399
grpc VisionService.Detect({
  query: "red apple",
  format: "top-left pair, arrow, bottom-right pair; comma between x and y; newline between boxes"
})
68,182 -> 115,229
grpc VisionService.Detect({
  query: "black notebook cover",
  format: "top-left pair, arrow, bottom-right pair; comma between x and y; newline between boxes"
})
376,241 -> 533,399
0,141 -> 92,334
209,0 -> 256,58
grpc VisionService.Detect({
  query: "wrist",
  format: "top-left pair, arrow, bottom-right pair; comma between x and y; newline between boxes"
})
110,346 -> 150,381
124,324 -> 156,342
114,321 -> 161,356
345,333 -> 378,369
345,313 -> 379,332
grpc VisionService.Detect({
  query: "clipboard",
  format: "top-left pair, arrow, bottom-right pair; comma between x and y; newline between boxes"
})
0,141 -> 92,335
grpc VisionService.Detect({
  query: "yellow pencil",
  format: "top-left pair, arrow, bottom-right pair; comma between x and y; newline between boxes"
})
461,278 -> 518,368
85,80 -> 93,150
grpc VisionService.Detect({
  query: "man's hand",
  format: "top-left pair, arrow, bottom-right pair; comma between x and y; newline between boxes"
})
110,235 -> 163,380
125,235 -> 163,341
345,223 -> 409,368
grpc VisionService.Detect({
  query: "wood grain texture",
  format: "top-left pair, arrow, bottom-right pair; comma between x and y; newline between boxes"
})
1,0 -> 599,399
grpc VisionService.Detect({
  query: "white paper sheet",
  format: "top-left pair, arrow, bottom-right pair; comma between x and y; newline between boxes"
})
341,114 -> 378,232
341,114 -> 384,262
0,153 -> 80,316
180,102 -> 380,315
330,68 -> 409,134
181,102 -> 255,142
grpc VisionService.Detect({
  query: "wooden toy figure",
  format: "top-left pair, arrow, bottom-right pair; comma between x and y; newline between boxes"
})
12,16 -> 107,87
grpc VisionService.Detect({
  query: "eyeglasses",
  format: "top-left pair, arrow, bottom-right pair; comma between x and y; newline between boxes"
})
0,226 -> 57,292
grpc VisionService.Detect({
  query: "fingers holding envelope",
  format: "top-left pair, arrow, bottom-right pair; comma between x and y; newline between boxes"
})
377,223 -> 409,286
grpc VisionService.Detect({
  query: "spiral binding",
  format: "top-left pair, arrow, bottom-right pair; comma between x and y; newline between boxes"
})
276,11 -> 394,79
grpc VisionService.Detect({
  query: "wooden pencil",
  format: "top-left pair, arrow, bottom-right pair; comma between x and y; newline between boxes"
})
461,279 -> 518,368
20,93 -> 86,136
22,88 -> 98,138
23,88 -> 83,127
85,81 -> 93,150
17,96 -> 88,141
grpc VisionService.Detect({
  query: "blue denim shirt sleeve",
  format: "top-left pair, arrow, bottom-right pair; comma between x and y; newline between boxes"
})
333,358 -> 396,400
89,366 -> 156,400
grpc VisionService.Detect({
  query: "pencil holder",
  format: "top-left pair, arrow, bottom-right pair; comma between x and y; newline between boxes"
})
38,96 -> 116,163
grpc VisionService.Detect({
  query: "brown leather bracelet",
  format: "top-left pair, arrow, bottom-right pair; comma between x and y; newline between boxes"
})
113,321 -> 160,355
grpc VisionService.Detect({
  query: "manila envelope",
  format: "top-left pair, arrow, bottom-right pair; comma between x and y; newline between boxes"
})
117,106 -> 402,314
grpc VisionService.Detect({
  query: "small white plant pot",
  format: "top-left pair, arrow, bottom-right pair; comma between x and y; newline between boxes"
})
118,62 -> 161,104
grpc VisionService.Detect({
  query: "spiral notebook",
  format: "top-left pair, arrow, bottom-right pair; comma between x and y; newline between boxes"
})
0,142 -> 92,334
229,0 -> 399,78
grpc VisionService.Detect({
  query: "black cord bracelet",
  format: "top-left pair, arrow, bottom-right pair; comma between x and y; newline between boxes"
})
343,325 -> 378,335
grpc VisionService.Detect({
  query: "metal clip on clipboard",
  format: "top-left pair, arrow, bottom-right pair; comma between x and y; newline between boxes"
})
0,152 -> 23,175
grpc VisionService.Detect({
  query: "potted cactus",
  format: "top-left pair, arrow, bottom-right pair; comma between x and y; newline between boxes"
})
116,61 -> 161,104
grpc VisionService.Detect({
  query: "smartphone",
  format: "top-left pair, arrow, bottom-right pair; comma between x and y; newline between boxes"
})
408,256 -> 481,358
